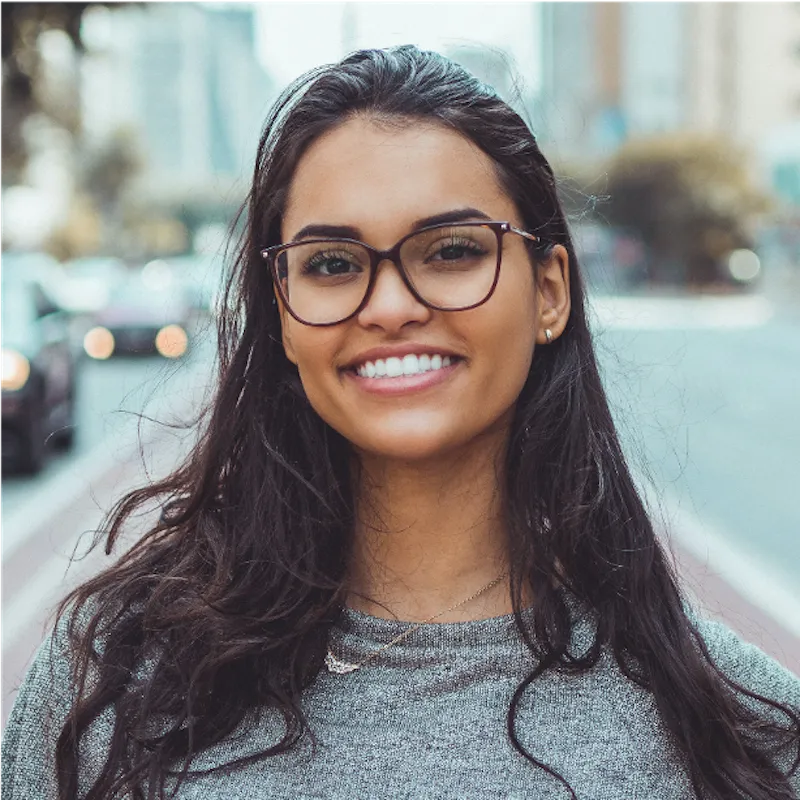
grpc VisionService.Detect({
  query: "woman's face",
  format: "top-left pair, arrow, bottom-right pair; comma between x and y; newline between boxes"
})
279,116 -> 561,463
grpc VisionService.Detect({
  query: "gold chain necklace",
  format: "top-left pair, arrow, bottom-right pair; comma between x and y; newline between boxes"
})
325,571 -> 509,674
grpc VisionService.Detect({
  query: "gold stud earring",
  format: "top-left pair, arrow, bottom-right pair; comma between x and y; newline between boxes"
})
544,328 -> 553,344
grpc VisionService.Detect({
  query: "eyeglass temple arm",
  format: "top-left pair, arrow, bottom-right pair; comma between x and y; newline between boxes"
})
508,225 -> 543,245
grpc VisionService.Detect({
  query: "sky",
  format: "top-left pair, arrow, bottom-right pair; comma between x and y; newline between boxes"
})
255,2 -> 542,94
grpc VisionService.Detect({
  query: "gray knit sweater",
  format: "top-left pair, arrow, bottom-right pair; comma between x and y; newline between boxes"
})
3,606 -> 799,799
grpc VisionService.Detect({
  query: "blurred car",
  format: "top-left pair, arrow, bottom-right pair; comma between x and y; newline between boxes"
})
723,248 -> 762,286
83,275 -> 192,359
1,274 -> 78,473
1,250 -> 70,303
60,256 -> 128,315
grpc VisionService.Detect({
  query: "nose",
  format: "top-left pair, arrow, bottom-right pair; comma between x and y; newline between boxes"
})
356,258 -> 431,331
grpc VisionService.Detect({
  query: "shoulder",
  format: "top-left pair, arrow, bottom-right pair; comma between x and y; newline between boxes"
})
1,613 -> 76,799
691,616 -> 800,792
1,604 -> 116,800
692,614 -> 800,706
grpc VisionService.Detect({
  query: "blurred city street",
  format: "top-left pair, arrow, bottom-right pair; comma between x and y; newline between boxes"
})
2,324 -> 216,722
597,288 -> 800,665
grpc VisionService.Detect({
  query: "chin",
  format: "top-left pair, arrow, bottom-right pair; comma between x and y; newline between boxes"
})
345,424 -> 492,465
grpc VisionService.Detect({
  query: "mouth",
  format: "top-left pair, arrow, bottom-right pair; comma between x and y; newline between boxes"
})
341,351 -> 463,396
347,352 -> 461,379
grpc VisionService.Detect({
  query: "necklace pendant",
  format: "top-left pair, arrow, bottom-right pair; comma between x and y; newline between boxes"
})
325,650 -> 360,674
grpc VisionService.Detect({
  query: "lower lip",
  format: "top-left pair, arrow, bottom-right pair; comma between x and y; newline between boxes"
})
343,361 -> 461,396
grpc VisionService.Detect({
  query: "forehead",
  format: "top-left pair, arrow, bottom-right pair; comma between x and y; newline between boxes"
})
281,116 -> 519,243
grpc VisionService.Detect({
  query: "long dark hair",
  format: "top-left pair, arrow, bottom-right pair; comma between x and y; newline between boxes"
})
54,45 -> 799,799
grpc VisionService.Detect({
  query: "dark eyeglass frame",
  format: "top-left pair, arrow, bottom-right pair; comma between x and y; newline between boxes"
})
260,220 -> 547,327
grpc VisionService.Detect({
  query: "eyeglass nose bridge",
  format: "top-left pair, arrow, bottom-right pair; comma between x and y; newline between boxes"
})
354,239 -> 434,315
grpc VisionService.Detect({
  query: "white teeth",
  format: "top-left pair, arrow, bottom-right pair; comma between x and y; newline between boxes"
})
385,357 -> 404,377
402,354 -> 420,374
354,353 -> 456,379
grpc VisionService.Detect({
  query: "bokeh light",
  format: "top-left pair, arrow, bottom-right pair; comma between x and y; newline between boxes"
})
155,324 -> 188,358
83,326 -> 115,360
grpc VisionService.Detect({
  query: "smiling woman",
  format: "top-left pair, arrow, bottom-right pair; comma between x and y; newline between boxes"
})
273,120 -> 557,465
2,46 -> 799,800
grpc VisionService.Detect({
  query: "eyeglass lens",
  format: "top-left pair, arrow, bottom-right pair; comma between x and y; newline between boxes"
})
276,224 -> 499,324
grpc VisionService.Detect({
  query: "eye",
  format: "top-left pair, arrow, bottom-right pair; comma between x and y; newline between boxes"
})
302,250 -> 363,277
429,237 -> 488,262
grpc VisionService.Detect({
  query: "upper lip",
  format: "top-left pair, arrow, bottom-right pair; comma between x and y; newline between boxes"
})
342,344 -> 462,370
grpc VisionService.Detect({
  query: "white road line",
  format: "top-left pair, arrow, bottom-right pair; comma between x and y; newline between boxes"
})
1,422 -> 159,562
2,432 -> 189,655
2,507 -> 107,650
640,480 -> 800,638
2,368 -> 207,562
590,295 -> 774,330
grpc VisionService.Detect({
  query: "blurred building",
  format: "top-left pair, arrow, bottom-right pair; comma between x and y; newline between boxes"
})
80,4 -> 273,202
540,1 -> 800,194
446,45 -> 519,106
621,3 -> 688,137
541,3 -> 627,159
687,5 -> 800,146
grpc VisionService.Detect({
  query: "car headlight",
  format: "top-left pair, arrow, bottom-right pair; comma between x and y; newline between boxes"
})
728,249 -> 761,283
83,326 -> 115,360
155,324 -> 188,358
1,349 -> 31,391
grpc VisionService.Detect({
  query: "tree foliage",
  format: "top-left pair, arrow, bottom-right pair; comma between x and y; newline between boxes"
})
82,127 -> 142,209
0,0 -> 146,178
604,135 -> 772,285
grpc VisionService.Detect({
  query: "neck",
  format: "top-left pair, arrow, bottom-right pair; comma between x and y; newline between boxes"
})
347,436 -> 514,622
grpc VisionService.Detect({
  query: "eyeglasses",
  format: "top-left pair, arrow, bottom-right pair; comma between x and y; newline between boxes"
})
260,221 -> 546,327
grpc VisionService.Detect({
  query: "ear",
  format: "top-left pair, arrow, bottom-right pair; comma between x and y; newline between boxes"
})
535,244 -> 570,345
275,288 -> 298,365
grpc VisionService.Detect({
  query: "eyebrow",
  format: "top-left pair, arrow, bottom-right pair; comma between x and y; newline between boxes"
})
290,207 -> 493,243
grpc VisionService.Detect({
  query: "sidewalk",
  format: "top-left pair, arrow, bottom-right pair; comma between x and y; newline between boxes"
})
672,544 -> 800,675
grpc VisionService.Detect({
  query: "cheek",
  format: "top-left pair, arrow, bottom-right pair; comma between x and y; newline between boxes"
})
482,317 -> 535,403
283,325 -> 346,413
455,277 -> 537,417
488,276 -> 538,400
489,266 -> 537,360
283,322 -> 322,377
